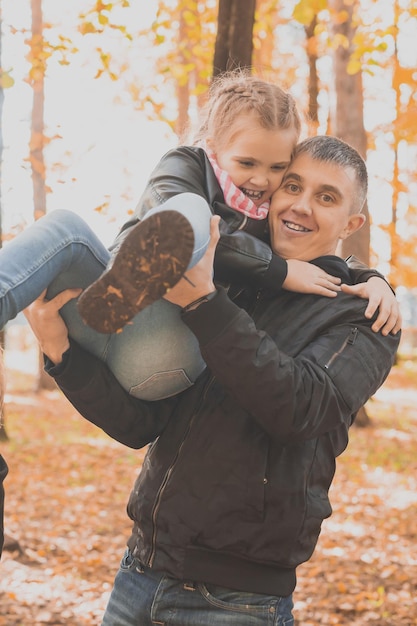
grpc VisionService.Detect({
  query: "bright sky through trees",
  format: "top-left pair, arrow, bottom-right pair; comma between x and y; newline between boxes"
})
1,0 -> 177,245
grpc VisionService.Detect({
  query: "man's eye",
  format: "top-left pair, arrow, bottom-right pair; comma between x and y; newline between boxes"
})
286,183 -> 299,193
321,194 -> 334,203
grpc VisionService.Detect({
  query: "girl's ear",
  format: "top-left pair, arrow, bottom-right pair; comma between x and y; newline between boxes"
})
340,213 -> 366,240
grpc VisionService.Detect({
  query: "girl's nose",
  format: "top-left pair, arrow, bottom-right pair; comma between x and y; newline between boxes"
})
250,171 -> 269,187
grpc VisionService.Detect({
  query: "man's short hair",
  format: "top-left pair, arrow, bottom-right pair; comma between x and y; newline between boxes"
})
294,136 -> 368,213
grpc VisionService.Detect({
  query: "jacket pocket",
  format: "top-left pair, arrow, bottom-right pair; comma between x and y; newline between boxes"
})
317,326 -> 393,414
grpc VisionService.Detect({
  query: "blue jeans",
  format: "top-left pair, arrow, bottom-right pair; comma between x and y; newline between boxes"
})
101,550 -> 294,626
0,195 -> 211,400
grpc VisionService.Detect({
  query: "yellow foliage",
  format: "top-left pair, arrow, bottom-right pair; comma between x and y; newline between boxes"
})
332,9 -> 349,25
347,58 -> 361,74
0,69 -> 15,89
98,13 -> 109,26
293,0 -> 328,26
78,21 -> 98,35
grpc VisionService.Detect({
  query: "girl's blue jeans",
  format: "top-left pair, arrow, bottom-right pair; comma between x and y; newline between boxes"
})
0,195 -> 211,400
101,549 -> 294,626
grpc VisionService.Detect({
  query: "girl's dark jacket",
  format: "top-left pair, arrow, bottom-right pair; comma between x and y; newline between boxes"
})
110,146 -> 380,289
46,148 -> 399,596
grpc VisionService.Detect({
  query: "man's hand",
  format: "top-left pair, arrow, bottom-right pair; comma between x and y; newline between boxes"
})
163,216 -> 220,309
23,288 -> 82,364
341,277 -> 402,335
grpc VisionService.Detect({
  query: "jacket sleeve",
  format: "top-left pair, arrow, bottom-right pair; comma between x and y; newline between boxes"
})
183,289 -> 400,443
45,341 -> 175,449
346,255 -> 392,287
214,230 -> 288,291
113,147 -> 289,292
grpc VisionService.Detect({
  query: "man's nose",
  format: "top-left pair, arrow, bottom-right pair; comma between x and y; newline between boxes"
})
290,194 -> 312,214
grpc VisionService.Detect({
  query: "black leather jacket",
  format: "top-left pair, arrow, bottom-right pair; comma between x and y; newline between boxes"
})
111,146 -> 379,290
47,256 -> 399,597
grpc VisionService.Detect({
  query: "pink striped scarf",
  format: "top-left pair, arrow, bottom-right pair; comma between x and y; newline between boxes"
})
202,144 -> 270,220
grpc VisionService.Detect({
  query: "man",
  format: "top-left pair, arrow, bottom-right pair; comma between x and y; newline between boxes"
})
25,136 -> 400,625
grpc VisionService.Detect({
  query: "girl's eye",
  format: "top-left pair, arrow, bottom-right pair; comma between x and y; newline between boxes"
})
239,160 -> 254,167
272,164 -> 287,172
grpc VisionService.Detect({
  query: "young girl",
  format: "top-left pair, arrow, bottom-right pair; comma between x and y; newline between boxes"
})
0,72 -> 397,401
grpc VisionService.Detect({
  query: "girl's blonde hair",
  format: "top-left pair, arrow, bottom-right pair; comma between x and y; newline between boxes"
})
193,70 -> 301,148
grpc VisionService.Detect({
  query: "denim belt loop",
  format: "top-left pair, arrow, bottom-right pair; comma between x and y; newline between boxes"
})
183,581 -> 196,591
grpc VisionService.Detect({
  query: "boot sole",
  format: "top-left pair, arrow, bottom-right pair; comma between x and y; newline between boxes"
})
77,210 -> 194,333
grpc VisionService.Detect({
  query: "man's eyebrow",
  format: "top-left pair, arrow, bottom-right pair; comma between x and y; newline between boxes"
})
281,172 -> 302,183
319,184 -> 343,199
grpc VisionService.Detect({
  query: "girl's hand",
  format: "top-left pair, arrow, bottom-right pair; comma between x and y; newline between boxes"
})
283,259 -> 342,297
341,277 -> 402,335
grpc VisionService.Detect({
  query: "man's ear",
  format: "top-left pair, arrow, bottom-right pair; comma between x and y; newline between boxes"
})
340,213 -> 366,240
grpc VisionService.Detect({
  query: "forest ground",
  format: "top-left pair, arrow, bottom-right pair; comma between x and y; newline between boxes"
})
0,342 -> 416,626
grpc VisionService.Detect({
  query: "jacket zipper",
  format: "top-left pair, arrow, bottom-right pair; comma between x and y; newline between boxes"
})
148,288 -> 261,565
147,378 -> 216,567
324,327 -> 358,370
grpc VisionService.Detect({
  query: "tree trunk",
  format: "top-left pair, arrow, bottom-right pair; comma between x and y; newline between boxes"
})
304,15 -> 320,134
329,0 -> 370,264
330,0 -> 372,427
30,0 -> 54,390
213,0 -> 256,77
30,0 -> 47,220
0,1 -> 9,440
175,7 -> 190,138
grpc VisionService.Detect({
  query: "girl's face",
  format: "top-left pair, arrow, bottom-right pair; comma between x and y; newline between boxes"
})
209,113 -> 297,207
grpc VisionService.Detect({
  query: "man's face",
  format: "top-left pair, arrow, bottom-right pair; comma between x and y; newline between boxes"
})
268,152 -> 365,261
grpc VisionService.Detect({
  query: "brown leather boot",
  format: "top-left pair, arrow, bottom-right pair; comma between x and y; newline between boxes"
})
77,210 -> 194,333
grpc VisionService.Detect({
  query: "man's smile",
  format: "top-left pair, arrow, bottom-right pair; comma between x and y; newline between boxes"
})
283,220 -> 311,233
